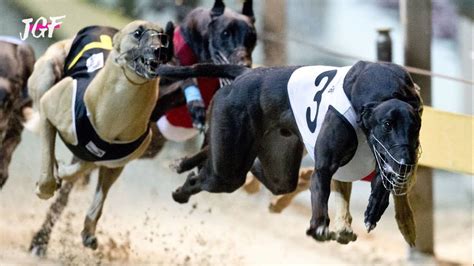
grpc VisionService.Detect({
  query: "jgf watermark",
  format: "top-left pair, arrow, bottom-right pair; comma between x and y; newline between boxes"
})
19,15 -> 65,40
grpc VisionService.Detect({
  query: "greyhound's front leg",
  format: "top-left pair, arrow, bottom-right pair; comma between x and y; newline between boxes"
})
81,166 -> 122,250
36,116 -> 58,199
364,172 -> 390,232
306,167 -> 335,241
331,180 -> 357,244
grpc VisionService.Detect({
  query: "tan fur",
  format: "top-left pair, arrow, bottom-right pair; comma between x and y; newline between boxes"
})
30,21 -> 161,200
29,20 -> 165,249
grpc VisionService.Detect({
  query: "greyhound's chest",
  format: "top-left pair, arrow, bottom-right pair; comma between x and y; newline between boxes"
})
287,66 -> 375,182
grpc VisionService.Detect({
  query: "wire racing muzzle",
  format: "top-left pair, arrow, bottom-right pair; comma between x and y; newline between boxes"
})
371,135 -> 420,195
123,29 -> 170,80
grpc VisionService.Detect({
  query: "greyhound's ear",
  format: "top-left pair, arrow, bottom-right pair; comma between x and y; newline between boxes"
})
15,43 -> 35,84
242,0 -> 255,23
358,102 -> 378,130
113,31 -> 122,52
413,83 -> 424,115
343,60 -> 370,94
165,21 -> 175,61
211,0 -> 225,19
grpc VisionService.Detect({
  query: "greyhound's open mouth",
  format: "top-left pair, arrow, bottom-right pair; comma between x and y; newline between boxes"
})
120,30 -> 170,80
137,57 -> 160,79
371,135 -> 419,195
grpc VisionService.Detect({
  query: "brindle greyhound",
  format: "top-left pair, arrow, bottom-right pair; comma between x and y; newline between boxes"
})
27,20 -> 173,251
29,0 -> 256,256
0,37 -> 35,189
154,61 -> 421,246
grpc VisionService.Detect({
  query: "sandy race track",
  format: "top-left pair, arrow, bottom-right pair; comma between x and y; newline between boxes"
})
0,129 -> 472,265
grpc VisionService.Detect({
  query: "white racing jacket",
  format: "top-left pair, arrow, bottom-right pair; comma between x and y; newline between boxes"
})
287,66 -> 375,182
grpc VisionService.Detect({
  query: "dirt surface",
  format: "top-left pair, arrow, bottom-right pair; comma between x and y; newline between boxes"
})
0,130 -> 472,265
1,0 -> 471,264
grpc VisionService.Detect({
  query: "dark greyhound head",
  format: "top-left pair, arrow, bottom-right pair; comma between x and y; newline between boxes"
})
361,99 -> 421,195
0,77 -> 15,139
181,0 -> 257,69
208,0 -> 256,67
352,62 -> 423,195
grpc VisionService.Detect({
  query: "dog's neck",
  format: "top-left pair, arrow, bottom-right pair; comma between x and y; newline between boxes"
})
84,50 -> 158,142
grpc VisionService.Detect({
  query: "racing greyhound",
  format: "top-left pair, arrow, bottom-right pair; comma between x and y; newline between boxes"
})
0,37 -> 35,189
158,61 -> 422,245
27,20 -> 172,250
29,0 -> 256,256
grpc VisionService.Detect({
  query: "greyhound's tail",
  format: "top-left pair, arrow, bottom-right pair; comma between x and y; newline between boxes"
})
156,63 -> 250,80
22,107 -> 41,134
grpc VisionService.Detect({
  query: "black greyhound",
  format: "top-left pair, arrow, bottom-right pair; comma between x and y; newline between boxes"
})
29,0 -> 256,256
157,60 -> 422,242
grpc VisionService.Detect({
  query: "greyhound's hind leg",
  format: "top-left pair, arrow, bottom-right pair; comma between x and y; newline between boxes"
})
173,92 -> 256,203
331,180 -> 357,244
81,166 -> 122,250
269,168 -> 312,213
35,116 -> 58,200
172,171 -> 204,203
243,174 -> 261,194
30,181 -> 74,256
171,145 -> 209,174
28,39 -> 72,107
30,156 -> 93,256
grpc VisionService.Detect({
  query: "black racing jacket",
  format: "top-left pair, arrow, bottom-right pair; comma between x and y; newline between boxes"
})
61,25 -> 149,162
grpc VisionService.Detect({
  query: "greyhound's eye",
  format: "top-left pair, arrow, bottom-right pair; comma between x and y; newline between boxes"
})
383,121 -> 392,131
222,30 -> 230,38
133,30 -> 142,39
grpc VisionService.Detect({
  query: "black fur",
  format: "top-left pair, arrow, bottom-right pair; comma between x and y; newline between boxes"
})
169,61 -> 422,241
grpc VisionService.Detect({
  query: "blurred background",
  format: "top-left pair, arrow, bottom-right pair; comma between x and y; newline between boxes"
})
0,0 -> 472,265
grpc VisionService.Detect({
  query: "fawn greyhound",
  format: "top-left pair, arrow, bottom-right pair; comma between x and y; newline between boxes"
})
27,20 -> 172,250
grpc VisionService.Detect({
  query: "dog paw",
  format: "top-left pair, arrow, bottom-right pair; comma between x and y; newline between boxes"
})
268,196 -> 291,213
82,234 -> 98,250
268,202 -> 284,213
172,188 -> 190,204
333,227 -> 357,244
243,175 -> 261,194
365,221 -> 376,233
30,244 -> 47,257
29,230 -> 49,257
306,225 -> 334,242
169,159 -> 184,173
35,180 -> 57,200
